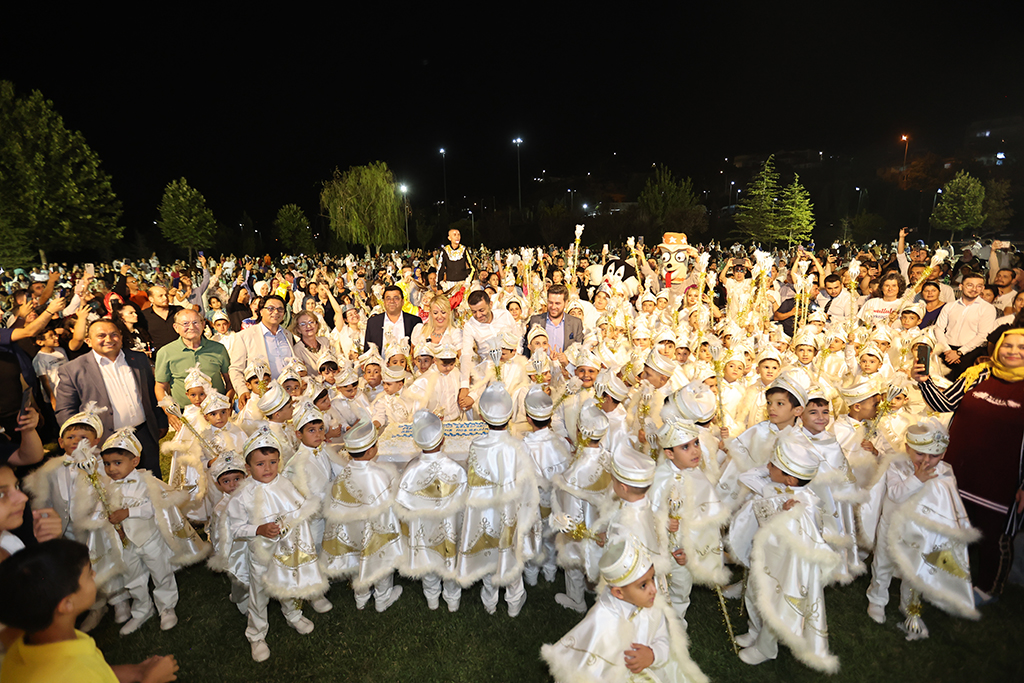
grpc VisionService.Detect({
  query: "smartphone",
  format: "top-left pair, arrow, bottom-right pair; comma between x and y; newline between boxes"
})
18,388 -> 36,422
198,250 -> 204,257
85,263 -> 95,277
916,345 -> 930,375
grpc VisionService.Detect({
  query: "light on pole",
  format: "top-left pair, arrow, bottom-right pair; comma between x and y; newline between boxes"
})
439,148 -> 448,215
901,135 -> 909,189
400,184 -> 410,250
513,137 -> 523,211
468,210 -> 475,248
730,180 -> 735,206
567,188 -> 576,212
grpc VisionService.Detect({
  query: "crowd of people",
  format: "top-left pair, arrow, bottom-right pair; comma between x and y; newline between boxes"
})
0,225 -> 1022,680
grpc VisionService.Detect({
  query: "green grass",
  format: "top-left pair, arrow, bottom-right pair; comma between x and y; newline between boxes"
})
89,565 -> 1023,683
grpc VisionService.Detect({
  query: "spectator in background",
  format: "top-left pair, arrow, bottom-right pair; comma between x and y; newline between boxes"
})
141,286 -> 182,354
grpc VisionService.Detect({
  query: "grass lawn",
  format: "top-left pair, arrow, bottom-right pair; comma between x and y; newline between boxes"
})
89,561 -> 1024,683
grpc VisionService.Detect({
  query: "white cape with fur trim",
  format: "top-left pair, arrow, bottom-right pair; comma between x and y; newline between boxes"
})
455,430 -> 540,587
650,462 -> 731,587
394,451 -> 468,581
746,486 -> 841,674
806,429 -> 866,583
550,445 -> 612,581
886,462 -> 980,620
228,476 -> 327,600
541,590 -> 708,683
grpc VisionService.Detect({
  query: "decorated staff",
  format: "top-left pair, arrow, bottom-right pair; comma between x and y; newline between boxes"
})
885,249 -> 949,327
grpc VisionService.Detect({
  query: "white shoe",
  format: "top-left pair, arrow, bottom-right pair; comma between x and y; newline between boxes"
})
119,610 -> 154,635
426,594 -> 440,610
722,582 -> 743,599
483,602 -> 497,615
543,570 -> 557,583
554,593 -> 587,613
375,586 -> 403,613
113,601 -> 132,624
235,600 -> 249,616
250,640 -> 270,662
79,606 -> 108,633
508,598 -> 525,618
739,646 -> 771,665
735,631 -> 756,648
159,609 -> 177,631
291,616 -> 315,635
311,596 -> 333,613
867,603 -> 886,624
446,599 -> 460,613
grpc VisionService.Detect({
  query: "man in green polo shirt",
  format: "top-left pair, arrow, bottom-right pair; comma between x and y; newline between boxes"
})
154,309 -> 233,430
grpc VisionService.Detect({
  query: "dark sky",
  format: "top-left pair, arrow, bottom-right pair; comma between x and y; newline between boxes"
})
2,5 -> 1021,236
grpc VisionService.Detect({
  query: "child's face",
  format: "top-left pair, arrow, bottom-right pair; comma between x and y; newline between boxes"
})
320,364 -> 338,384
907,446 -> 944,471
216,471 -> 245,494
659,342 -> 675,358
213,319 -> 230,334
186,386 -> 207,407
387,355 -> 406,369
876,340 -> 890,353
314,395 -> 332,412
859,355 -> 881,374
635,337 -> 651,350
641,301 -> 655,314
848,395 -> 880,421
576,366 -> 599,389
801,403 -> 830,434
338,382 -> 359,399
298,421 -> 326,448
270,403 -> 294,422
723,360 -> 744,383
529,337 -> 549,354
889,393 -> 908,410
829,338 -> 845,352
205,408 -> 231,429
101,450 -> 139,480
640,367 -> 667,389
795,345 -> 815,364
363,364 -> 382,386
282,379 -> 302,396
767,462 -> 798,487
246,449 -> 280,483
415,355 -> 434,374
675,347 -> 690,363
37,329 -> 58,348
666,438 -> 701,470
612,565 -> 657,609
0,466 -> 29,531
383,380 -> 403,396
900,312 -> 921,330
766,394 -> 803,426
757,359 -> 780,384
697,344 -> 711,362
436,357 -> 456,375
500,348 -> 515,362
59,426 -> 98,454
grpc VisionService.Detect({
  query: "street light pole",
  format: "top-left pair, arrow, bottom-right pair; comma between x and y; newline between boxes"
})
901,135 -> 909,189
400,184 -> 409,250
468,210 -> 475,248
439,148 -> 448,216
513,137 -> 523,212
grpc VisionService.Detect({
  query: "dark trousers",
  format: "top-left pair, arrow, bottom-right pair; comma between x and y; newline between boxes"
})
944,345 -> 986,381
134,420 -> 163,479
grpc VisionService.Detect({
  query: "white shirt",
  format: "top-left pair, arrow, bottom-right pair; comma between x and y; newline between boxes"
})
459,307 -> 517,388
260,322 -> 294,379
934,297 -> 997,354
92,350 -> 144,429
381,312 -> 406,348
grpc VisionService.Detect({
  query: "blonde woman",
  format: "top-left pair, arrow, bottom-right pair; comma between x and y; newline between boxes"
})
411,293 -> 462,357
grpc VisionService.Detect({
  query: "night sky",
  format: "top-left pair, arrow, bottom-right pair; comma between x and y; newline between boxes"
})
2,5 -> 1021,241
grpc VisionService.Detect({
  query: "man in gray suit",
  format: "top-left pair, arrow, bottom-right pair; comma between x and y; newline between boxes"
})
524,283 -> 583,366
55,319 -> 168,477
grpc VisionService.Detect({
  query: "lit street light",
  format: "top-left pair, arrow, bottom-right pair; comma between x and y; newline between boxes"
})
901,135 -> 910,189
400,184 -> 410,250
513,137 -> 523,211
439,148 -> 448,216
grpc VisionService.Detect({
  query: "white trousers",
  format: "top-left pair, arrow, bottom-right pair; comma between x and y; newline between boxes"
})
481,574 -> 525,613
245,562 -> 303,643
743,591 -> 779,661
122,533 -> 177,619
666,564 -> 693,627
523,535 -> 558,584
562,568 -> 586,605
422,573 -> 462,608
354,572 -> 397,609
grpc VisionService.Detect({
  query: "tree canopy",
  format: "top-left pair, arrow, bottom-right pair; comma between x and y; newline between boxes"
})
273,204 -> 315,254
637,165 -> 708,235
0,81 -> 122,264
157,177 -> 217,257
982,178 -> 1013,233
929,170 -> 985,240
320,161 -> 403,252
777,173 -> 815,246
734,155 -> 781,244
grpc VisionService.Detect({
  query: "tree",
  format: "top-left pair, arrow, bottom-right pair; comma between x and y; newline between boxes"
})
777,173 -> 815,245
0,81 -> 122,263
929,170 -> 985,240
319,161 -> 403,253
735,155 -> 781,243
982,178 -> 1013,233
273,204 -> 315,254
157,178 -> 217,259
637,165 -> 708,236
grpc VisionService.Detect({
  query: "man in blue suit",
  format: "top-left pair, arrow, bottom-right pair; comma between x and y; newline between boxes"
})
524,284 -> 583,364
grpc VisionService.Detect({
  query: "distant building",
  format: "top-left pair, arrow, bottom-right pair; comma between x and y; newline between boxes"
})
964,116 -> 1022,166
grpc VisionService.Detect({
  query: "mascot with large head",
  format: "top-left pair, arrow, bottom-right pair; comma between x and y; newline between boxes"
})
657,232 -> 698,302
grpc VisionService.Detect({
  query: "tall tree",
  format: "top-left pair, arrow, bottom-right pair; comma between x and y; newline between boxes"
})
777,173 -> 816,245
274,204 -> 315,254
929,170 -> 986,240
157,177 -> 217,260
637,165 -> 708,235
982,178 -> 1013,232
735,155 -> 781,243
319,161 -> 403,253
0,81 -> 122,263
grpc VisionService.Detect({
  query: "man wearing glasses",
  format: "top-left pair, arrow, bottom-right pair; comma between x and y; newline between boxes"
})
228,295 -> 295,408
154,309 -> 233,427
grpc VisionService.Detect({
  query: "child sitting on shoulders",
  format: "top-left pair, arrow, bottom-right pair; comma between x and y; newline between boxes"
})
394,410 -> 468,611
227,427 -> 327,662
541,537 -> 708,683
866,418 -> 980,639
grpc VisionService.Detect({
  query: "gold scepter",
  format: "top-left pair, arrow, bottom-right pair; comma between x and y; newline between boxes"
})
71,444 -> 128,547
158,397 -> 227,469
